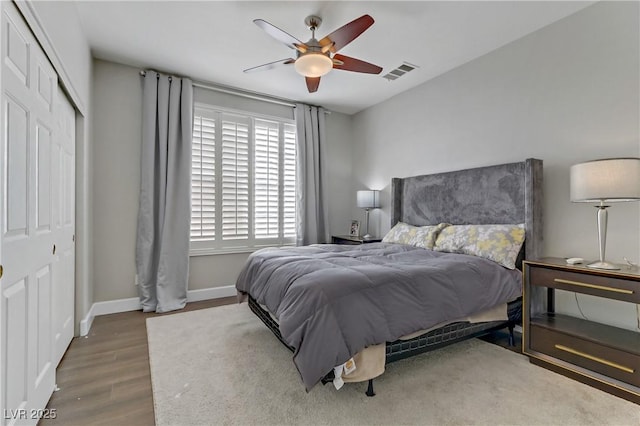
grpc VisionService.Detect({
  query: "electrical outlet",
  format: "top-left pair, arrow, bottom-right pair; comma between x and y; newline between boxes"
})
134,274 -> 139,286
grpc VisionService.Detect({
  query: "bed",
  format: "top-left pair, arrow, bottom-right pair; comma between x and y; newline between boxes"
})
236,158 -> 543,395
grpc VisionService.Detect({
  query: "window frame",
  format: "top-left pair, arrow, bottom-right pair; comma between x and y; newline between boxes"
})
190,102 -> 297,256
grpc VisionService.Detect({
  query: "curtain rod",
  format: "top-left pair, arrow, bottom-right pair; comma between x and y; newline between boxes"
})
139,70 -> 331,113
140,70 -> 294,109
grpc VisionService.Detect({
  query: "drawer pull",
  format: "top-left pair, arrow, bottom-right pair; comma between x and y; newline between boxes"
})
553,278 -> 633,295
554,344 -> 635,374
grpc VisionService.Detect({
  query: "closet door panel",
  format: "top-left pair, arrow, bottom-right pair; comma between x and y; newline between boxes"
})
52,85 -> 74,366
34,265 -> 52,385
35,122 -> 52,233
0,3 -> 63,424
2,279 -> 28,415
4,96 -> 28,238
4,12 -> 29,86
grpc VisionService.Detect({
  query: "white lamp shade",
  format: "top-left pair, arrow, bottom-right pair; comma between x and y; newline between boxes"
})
570,158 -> 640,202
357,190 -> 380,209
294,53 -> 333,78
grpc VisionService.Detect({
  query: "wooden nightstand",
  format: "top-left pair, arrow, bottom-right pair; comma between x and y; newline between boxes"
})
523,258 -> 640,404
331,235 -> 382,245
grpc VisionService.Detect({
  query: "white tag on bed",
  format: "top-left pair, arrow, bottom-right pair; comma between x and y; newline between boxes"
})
344,357 -> 356,375
333,366 -> 344,390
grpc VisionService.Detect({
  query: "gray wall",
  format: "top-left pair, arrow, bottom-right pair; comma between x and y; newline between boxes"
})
91,60 -> 140,302
350,2 -> 639,330
91,59 -> 353,301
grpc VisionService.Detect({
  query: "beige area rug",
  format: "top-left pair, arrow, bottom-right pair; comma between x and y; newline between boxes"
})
147,304 -> 639,425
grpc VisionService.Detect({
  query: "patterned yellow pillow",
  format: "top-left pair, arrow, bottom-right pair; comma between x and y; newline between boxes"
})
409,223 -> 451,250
382,222 -> 419,245
434,224 -> 526,269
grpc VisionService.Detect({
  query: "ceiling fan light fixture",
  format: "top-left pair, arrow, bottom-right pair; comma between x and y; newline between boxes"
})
294,53 -> 333,78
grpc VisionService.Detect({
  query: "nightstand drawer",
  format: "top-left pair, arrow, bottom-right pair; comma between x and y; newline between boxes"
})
529,266 -> 640,303
530,324 -> 640,387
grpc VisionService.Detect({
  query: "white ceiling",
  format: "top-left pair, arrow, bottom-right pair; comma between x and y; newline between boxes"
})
75,1 -> 594,115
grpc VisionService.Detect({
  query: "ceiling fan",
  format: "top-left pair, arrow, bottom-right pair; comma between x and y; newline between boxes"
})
244,14 -> 383,93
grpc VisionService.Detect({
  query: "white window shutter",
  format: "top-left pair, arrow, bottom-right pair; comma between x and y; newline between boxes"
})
191,105 -> 296,253
283,123 -> 297,238
191,114 -> 216,240
221,114 -> 250,241
254,119 -> 280,239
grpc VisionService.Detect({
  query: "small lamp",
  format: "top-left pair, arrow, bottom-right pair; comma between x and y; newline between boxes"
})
570,158 -> 640,270
357,190 -> 380,240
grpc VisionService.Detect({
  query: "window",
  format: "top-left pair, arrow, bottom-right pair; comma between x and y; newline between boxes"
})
190,104 -> 297,254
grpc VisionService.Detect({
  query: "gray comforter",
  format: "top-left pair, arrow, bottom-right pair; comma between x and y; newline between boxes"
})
235,243 -> 522,391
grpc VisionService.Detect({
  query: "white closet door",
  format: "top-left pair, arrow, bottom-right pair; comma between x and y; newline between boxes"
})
52,84 -> 75,366
0,3 -> 71,424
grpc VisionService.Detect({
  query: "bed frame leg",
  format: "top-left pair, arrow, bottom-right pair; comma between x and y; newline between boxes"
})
508,324 -> 515,347
365,379 -> 376,397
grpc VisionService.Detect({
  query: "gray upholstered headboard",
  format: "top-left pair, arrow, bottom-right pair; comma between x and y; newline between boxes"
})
390,158 -> 543,261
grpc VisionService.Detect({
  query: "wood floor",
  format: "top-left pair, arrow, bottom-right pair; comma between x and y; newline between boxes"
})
41,297 -> 235,426
41,298 -> 520,425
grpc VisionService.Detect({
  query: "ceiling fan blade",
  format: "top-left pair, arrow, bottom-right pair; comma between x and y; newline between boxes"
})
244,58 -> 295,73
319,14 -> 374,53
332,54 -> 382,74
254,19 -> 308,52
305,76 -> 320,93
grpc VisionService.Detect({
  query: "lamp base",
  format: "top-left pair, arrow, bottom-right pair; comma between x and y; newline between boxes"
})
586,261 -> 620,270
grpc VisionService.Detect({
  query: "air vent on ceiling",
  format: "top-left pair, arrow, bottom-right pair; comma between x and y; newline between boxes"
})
382,62 -> 418,81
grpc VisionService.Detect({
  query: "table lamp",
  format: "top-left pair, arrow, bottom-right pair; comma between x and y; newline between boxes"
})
570,158 -> 640,270
357,190 -> 380,240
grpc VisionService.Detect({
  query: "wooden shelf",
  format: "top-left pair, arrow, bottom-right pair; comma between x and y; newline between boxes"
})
531,313 -> 640,356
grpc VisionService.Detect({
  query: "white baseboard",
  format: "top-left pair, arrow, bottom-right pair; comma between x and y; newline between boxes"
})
79,285 -> 236,336
79,304 -> 95,337
187,286 -> 237,302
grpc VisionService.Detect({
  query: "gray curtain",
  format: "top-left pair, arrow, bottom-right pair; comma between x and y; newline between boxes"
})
295,103 -> 329,245
136,71 -> 193,313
